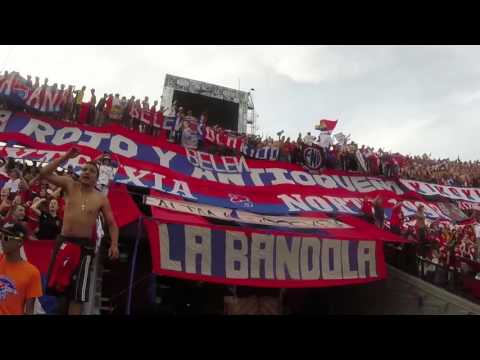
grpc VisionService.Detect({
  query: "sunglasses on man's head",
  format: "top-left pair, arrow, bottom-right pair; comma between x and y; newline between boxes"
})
0,233 -> 22,242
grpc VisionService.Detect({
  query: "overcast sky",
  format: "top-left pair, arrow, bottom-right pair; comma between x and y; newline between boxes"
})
1,45 -> 479,160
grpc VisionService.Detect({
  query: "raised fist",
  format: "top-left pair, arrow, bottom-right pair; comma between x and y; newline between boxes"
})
65,147 -> 80,159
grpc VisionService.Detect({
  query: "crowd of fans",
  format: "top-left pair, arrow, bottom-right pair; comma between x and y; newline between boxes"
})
3,70 -> 480,189
0,153 -> 116,242
362,194 -> 480,283
2,70 -> 480,266
0,158 -> 65,241
399,155 -> 480,188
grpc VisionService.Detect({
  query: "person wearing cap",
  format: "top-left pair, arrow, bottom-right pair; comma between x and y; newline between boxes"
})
94,152 -> 118,194
39,147 -> 118,315
0,222 -> 42,315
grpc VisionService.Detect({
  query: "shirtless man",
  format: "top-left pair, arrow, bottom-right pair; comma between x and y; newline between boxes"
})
40,147 -> 119,315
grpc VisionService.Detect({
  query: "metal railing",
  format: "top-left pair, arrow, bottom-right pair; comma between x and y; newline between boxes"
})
384,243 -> 480,305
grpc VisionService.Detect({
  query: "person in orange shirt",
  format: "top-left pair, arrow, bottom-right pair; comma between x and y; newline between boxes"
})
0,222 -> 42,315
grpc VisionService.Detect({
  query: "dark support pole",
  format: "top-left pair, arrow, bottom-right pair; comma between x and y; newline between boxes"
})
126,216 -> 143,315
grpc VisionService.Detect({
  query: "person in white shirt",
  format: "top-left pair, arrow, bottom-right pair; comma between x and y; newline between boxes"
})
95,153 -> 118,194
302,132 -> 315,146
3,168 -> 21,193
317,132 -> 333,149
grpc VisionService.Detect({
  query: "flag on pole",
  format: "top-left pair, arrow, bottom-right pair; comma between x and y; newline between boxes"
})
315,119 -> 338,132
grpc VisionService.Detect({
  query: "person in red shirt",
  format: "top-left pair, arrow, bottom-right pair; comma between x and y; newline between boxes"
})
153,105 -> 165,137
390,200 -> 404,235
104,94 -> 113,123
17,179 -> 31,204
361,196 -> 374,224
0,222 -> 42,315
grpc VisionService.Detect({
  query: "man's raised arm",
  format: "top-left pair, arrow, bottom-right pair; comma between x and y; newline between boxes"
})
39,147 -> 80,190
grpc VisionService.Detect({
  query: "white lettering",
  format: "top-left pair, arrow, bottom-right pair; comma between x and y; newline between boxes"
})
331,175 -> 356,192
250,233 -> 274,279
217,173 -> 246,186
152,147 -> 176,168
275,236 -> 301,280
357,241 -> 377,278
277,194 -> 311,212
291,171 -> 316,186
185,148 -> 199,166
300,237 -> 321,280
191,167 -> 218,182
368,178 -> 389,191
341,240 -> 358,279
19,119 -> 55,143
324,196 -> 357,214
249,168 -> 266,186
122,166 -> 151,186
5,148 -> 38,159
110,134 -> 138,158
305,196 -> 334,212
51,127 -> 82,146
221,156 -> 240,173
159,224 -> 182,271
171,180 -> 195,199
266,168 -> 295,185
351,177 -> 376,193
185,225 -> 212,275
313,174 -> 338,189
321,239 -> 342,279
225,231 -> 249,279
78,131 -> 111,149
25,87 -> 43,110
198,151 -> 216,171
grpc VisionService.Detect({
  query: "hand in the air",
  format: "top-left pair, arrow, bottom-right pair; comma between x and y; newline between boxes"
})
65,147 -> 80,159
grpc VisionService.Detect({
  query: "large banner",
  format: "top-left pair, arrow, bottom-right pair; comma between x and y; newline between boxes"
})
400,178 -> 480,203
0,73 -> 63,115
145,194 -> 353,230
0,111 -> 470,221
0,139 -> 464,223
2,140 -> 458,223
200,125 -> 279,161
147,191 -> 409,244
143,219 -> 387,287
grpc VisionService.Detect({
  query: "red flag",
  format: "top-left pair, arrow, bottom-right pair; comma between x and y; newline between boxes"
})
107,183 -> 142,227
315,119 -> 338,131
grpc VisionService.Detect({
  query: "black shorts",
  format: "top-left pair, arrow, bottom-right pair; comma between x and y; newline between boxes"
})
46,235 -> 95,303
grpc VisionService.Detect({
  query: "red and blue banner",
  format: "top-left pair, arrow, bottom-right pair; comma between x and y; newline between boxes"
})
0,111 -> 470,223
143,217 -> 388,288
0,73 -> 63,115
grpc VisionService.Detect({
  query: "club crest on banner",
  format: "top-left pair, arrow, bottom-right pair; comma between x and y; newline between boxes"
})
228,193 -> 253,208
303,146 -> 322,170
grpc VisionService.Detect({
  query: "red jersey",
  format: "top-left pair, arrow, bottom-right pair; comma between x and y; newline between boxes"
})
390,204 -> 403,227
361,199 -> 373,217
